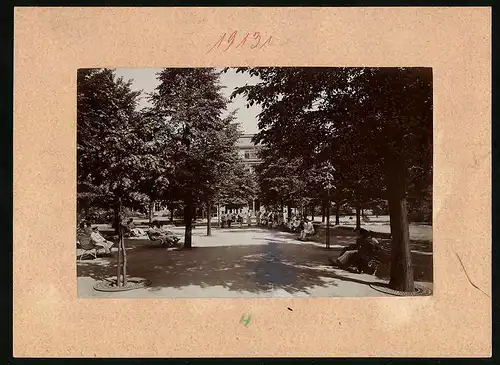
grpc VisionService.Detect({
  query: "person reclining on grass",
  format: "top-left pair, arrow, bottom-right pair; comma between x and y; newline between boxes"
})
148,220 -> 180,246
90,226 -> 115,254
333,231 -> 380,273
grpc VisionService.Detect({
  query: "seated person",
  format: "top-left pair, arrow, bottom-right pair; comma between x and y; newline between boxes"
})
78,221 -> 93,236
89,226 -> 115,254
124,218 -> 146,237
299,218 -> 315,240
292,216 -> 301,232
121,218 -> 133,237
147,221 -> 163,241
278,212 -> 284,226
148,221 -> 179,246
77,221 -> 85,235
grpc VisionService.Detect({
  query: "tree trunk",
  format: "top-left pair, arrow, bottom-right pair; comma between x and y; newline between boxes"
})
148,201 -> 154,224
184,201 -> 194,249
310,204 -> 314,221
355,203 -> 361,231
287,205 -> 291,220
121,229 -> 127,286
119,196 -> 128,286
116,197 -> 122,287
386,159 -> 414,292
207,201 -> 212,236
217,204 -> 221,228
322,202 -> 326,223
170,205 -> 174,224
113,201 -> 120,234
326,203 -> 331,249
335,201 -> 340,225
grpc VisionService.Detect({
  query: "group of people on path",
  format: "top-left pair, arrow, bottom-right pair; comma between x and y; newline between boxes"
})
219,210 -> 314,241
220,211 -> 252,228
257,210 -> 315,241
256,210 -> 285,228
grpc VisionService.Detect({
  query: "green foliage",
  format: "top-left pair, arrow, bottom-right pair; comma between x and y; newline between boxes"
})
230,67 -> 432,291
77,68 -> 143,208
216,162 -> 258,205
78,67 -> 259,228
149,68 -> 243,207
231,67 -> 432,207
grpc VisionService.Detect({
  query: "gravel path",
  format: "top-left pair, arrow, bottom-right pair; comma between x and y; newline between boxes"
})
77,227 -> 432,298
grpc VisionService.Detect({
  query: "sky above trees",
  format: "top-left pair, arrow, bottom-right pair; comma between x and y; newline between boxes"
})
114,68 -> 262,134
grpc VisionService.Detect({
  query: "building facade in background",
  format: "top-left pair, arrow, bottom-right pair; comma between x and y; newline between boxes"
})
236,134 -> 260,168
219,134 -> 261,216
155,134 -> 263,218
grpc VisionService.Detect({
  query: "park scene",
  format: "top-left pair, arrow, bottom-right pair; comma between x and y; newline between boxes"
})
77,67 -> 433,298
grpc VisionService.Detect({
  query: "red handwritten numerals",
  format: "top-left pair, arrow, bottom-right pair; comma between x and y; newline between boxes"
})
207,31 -> 272,54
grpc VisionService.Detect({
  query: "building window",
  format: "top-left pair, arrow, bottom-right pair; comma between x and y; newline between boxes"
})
244,152 -> 250,159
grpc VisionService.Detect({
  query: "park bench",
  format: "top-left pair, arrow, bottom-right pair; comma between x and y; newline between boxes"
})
77,235 -> 103,261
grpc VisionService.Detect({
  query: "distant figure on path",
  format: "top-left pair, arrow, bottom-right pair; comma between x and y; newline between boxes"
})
271,212 -> 278,228
261,211 -> 267,226
278,211 -> 284,226
247,211 -> 252,227
256,210 -> 261,226
238,212 -> 244,228
220,213 -> 226,228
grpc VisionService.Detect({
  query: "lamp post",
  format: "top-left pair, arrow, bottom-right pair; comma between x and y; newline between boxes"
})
324,164 -> 335,250
326,185 -> 331,249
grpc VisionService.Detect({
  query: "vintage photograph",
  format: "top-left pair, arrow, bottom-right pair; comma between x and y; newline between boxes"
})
76,67 -> 433,298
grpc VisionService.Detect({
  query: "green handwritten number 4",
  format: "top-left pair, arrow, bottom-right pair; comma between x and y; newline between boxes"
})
240,313 -> 252,327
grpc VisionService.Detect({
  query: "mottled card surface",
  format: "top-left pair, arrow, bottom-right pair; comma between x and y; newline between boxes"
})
13,7 -> 491,357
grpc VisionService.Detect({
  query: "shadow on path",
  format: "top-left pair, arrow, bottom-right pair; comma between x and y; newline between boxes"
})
77,230 -> 433,295
77,238 -> 345,295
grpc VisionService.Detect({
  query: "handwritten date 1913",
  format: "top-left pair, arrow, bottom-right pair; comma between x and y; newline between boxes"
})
206,31 -> 272,54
